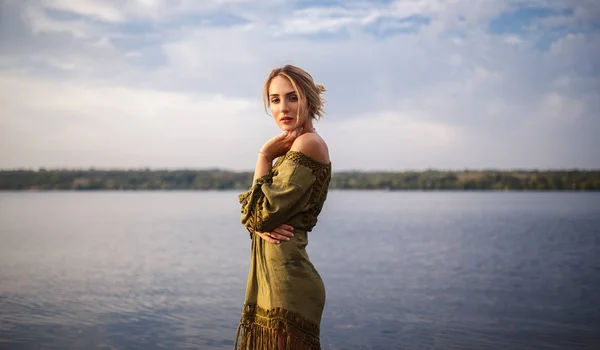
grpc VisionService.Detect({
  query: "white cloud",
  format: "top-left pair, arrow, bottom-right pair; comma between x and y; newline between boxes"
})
0,0 -> 598,170
25,4 -> 97,38
333,111 -> 458,147
534,15 -> 575,28
314,112 -> 464,171
276,6 -> 378,34
573,0 -> 600,22
537,93 -> 586,121
0,74 -> 267,169
40,0 -> 125,22
33,0 -> 255,23
503,35 -> 524,45
162,26 -> 261,73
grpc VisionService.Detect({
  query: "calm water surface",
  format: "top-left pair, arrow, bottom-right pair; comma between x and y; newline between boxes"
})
0,191 -> 599,349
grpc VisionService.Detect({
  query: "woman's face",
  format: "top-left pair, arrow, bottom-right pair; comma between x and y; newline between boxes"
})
268,75 -> 307,131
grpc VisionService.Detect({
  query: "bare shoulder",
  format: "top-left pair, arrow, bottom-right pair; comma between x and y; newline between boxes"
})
290,132 -> 330,164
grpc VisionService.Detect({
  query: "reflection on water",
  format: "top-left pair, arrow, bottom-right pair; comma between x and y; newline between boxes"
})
1,191 -> 599,349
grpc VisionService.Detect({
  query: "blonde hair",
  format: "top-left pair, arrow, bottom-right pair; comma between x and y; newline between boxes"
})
263,65 -> 326,120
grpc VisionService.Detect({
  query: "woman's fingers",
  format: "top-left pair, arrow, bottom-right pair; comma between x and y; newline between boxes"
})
263,127 -> 303,158
281,224 -> 294,231
287,128 -> 302,140
256,225 -> 294,245
259,232 -> 280,244
264,230 -> 288,242
273,227 -> 294,239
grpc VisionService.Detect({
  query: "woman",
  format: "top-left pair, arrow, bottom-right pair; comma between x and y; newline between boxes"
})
234,65 -> 332,350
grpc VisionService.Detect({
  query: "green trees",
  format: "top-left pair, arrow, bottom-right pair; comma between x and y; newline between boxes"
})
0,169 -> 598,191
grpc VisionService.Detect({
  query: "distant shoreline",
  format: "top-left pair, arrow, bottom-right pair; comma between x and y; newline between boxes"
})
1,169 -> 599,191
3,189 -> 599,192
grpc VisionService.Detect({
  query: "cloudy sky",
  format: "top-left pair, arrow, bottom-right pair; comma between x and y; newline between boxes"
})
0,0 -> 598,171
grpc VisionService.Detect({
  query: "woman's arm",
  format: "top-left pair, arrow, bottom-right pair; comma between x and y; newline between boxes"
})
253,152 -> 272,183
253,127 -> 303,183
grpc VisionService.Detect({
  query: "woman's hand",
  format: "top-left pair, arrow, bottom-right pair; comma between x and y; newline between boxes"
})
260,127 -> 303,162
249,224 -> 295,244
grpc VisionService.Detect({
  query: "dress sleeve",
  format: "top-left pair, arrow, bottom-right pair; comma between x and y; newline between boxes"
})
238,158 -> 316,234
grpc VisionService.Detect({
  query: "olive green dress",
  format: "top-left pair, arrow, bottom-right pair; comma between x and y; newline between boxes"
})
234,150 -> 332,350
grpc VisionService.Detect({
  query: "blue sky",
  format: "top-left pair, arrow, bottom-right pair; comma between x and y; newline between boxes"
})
0,0 -> 598,171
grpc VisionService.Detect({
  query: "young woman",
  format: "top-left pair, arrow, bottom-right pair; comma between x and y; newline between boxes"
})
234,65 -> 331,349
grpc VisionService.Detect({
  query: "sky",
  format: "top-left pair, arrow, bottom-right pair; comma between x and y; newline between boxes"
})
0,0 -> 598,172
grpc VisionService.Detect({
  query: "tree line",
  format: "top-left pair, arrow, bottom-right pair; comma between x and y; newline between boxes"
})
1,168 -> 599,191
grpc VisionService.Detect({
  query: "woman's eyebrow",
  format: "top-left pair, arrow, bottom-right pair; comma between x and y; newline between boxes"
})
269,91 -> 296,97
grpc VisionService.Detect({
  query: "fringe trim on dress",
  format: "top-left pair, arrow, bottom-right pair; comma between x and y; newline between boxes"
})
234,304 -> 321,350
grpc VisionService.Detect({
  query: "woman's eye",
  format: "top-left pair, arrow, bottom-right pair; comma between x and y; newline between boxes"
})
271,98 -> 279,103
289,96 -> 298,101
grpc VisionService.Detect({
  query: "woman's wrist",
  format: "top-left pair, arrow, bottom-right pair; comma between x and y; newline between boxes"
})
258,150 -> 273,163
253,150 -> 273,183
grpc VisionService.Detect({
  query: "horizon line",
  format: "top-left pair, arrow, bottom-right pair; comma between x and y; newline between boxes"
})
1,167 -> 599,173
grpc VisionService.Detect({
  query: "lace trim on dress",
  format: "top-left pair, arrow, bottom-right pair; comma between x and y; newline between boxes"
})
234,304 -> 321,350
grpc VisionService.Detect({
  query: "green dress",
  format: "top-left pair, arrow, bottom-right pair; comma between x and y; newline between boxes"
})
234,150 -> 332,350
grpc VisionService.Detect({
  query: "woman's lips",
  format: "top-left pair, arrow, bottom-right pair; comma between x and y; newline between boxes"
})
281,117 -> 293,123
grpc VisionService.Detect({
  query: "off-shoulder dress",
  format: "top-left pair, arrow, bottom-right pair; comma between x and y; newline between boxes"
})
234,150 -> 332,350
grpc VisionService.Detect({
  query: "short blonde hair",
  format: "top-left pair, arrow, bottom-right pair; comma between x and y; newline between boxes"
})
263,65 -> 326,120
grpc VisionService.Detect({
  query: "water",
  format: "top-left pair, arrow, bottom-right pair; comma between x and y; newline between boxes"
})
0,191 -> 599,349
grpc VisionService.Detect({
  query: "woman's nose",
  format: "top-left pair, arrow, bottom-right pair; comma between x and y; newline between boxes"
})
280,99 -> 289,113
